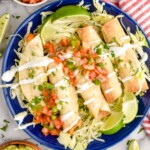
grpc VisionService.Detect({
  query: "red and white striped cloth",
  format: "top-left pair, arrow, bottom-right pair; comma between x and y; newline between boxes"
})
103,0 -> 150,41
103,0 -> 150,137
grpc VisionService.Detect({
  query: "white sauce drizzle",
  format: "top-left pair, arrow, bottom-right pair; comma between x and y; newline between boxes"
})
14,111 -> 28,125
59,98 -> 70,102
15,122 -> 36,130
63,116 -> 80,133
76,82 -> 93,93
84,97 -> 95,105
121,36 -> 130,41
109,43 -> 132,58
59,53 -> 73,60
2,57 -> 54,82
55,78 -> 69,87
61,111 -> 74,122
104,88 -> 114,94
0,65 -> 62,89
122,76 -> 133,83
107,72 -> 116,78
140,52 -> 148,64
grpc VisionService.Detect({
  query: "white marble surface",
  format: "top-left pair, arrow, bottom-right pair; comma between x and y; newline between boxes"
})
0,0 -> 150,150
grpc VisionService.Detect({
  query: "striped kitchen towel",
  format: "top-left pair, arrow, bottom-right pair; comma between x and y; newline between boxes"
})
103,0 -> 150,137
104,0 -> 150,41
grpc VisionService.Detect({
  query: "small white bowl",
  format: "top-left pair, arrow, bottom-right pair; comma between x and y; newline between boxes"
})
13,0 -> 48,7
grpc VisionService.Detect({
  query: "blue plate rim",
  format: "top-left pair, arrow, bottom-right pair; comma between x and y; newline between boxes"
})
1,0 -> 150,149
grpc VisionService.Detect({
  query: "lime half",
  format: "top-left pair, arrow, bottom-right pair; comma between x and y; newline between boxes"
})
40,16 -> 57,44
128,139 -> 140,150
51,5 -> 91,24
100,112 -> 124,135
0,13 -> 10,44
122,92 -> 138,124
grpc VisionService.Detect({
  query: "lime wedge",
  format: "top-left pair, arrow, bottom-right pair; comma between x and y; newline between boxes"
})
40,16 -> 57,44
128,139 -> 140,150
100,112 -> 124,135
122,92 -> 138,124
51,5 -> 91,24
0,13 -> 10,44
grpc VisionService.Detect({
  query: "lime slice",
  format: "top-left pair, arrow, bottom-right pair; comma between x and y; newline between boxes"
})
100,112 -> 124,135
51,5 -> 91,24
122,92 -> 138,124
40,16 -> 57,44
128,139 -> 140,150
0,13 -> 10,44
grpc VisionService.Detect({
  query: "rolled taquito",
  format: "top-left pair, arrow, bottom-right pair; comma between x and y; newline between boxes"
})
101,18 -> 148,92
48,62 -> 81,133
77,26 -> 122,103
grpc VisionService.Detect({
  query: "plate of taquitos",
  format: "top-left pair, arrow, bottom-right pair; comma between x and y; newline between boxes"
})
2,0 -> 150,150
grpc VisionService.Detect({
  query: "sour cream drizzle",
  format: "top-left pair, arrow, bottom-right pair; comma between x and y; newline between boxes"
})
59,53 -> 73,60
15,122 -> 36,130
0,65 -> 62,89
76,82 -> 94,93
84,97 -> 95,105
14,111 -> 28,125
109,43 -> 132,58
2,57 -> 54,82
55,77 -> 69,87
121,36 -> 130,41
104,88 -> 114,94
122,76 -> 133,83
107,72 -> 116,78
63,116 -> 80,133
61,111 -> 74,122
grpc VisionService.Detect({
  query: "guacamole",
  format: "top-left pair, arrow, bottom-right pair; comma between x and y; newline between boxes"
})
3,145 -> 34,150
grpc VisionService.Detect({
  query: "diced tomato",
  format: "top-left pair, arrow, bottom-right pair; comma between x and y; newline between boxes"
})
42,106 -> 49,115
48,99 -> 55,108
53,57 -> 62,64
81,58 -> 88,65
89,70 -> 97,80
44,42 -> 55,54
47,110 -> 52,116
74,51 -> 81,57
88,48 -> 93,54
68,71 -> 74,78
25,33 -> 35,43
63,66 -> 69,75
92,53 -> 98,58
61,37 -> 69,47
95,66 -> 108,75
42,127 -> 49,136
70,78 -> 77,86
42,90 -> 49,97
80,47 -> 87,54
51,90 -> 57,100
53,118 -> 63,129
49,129 -> 60,136
46,116 -> 51,123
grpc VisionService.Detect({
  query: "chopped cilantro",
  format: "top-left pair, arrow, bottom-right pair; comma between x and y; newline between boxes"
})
138,127 -> 144,134
66,61 -> 74,69
96,48 -> 103,55
12,15 -> 20,19
111,51 -> 115,58
31,51 -> 35,56
104,44 -> 109,49
60,86 -> 66,90
0,120 -> 10,132
93,79 -> 100,85
28,69 -> 35,78
52,72 -> 56,76
118,59 -> 123,63
96,62 -> 105,69
43,82 -> 54,90
38,85 -> 43,91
